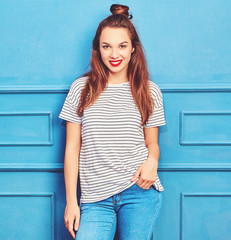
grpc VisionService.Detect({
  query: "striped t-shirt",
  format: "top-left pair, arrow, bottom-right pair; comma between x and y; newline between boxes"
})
59,76 -> 166,204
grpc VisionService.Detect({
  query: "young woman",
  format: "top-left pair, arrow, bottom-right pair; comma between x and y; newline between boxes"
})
59,4 -> 166,240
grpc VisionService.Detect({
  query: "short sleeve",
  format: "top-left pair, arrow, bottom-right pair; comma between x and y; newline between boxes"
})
143,81 -> 166,128
58,79 -> 83,124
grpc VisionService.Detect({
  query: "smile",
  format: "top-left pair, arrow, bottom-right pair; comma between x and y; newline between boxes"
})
109,60 -> 123,67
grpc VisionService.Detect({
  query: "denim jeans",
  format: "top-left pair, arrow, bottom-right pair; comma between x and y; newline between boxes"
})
75,181 -> 163,240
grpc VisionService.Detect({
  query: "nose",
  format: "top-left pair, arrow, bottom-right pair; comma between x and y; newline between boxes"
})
110,47 -> 119,59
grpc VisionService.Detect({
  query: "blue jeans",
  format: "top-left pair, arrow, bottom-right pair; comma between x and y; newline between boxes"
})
75,182 -> 163,240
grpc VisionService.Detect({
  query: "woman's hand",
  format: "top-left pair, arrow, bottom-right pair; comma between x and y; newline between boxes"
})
131,157 -> 158,189
64,203 -> 80,239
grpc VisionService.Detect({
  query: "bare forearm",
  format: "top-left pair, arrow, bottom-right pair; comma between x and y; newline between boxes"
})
64,148 -> 79,205
146,143 -> 160,163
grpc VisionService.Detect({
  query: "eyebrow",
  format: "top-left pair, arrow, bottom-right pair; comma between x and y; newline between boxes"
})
101,41 -> 129,45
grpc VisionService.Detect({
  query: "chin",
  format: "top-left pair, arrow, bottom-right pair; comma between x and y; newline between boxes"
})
109,68 -> 121,73
108,66 -> 125,74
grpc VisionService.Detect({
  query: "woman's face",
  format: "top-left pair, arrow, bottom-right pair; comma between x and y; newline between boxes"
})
99,27 -> 135,77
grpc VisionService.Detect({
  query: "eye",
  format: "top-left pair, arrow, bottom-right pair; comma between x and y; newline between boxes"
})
102,45 -> 110,49
120,44 -> 127,49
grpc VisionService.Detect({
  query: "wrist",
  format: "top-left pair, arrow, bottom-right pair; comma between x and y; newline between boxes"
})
66,199 -> 78,206
147,156 -> 159,163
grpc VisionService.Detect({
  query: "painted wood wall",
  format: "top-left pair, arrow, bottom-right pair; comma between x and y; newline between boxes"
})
0,0 -> 231,239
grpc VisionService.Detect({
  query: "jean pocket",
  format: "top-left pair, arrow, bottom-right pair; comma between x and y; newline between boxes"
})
135,182 -> 153,191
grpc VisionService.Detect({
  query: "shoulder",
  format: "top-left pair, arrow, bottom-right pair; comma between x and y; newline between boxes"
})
148,79 -> 163,98
70,76 -> 88,90
69,76 -> 88,95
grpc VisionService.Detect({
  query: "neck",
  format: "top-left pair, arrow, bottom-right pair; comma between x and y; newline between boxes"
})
108,70 -> 128,84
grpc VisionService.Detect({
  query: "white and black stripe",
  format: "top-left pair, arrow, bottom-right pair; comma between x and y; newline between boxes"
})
59,76 -> 166,204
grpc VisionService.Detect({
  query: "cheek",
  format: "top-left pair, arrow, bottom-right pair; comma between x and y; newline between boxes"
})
123,51 -> 132,61
100,51 -> 110,63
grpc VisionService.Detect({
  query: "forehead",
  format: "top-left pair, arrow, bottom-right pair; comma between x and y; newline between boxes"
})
99,27 -> 131,44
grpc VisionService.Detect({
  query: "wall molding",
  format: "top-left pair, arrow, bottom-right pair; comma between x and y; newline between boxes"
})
1,84 -> 231,93
0,163 -> 231,171
161,84 -> 231,92
179,111 -> 231,146
0,112 -> 53,146
159,163 -> 231,171
180,192 -> 231,240
0,163 -> 64,172
0,192 -> 55,240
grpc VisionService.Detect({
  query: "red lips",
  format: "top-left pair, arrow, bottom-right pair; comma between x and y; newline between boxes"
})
109,60 -> 122,67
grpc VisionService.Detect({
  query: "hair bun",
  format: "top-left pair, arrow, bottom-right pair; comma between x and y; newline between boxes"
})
110,4 -> 133,19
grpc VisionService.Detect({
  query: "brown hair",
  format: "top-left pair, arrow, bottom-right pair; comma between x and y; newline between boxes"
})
77,4 -> 154,127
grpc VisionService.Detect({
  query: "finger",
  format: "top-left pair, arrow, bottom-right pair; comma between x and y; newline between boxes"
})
68,223 -> 76,239
137,179 -> 144,187
70,230 -> 76,240
64,216 -> 69,228
64,219 -> 69,229
143,180 -> 153,189
74,218 -> 80,231
140,180 -> 150,189
131,172 -> 139,181
139,183 -> 148,188
132,168 -> 141,181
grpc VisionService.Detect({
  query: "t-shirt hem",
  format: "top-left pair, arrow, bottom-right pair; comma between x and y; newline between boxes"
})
80,181 -> 137,205
58,115 -> 82,124
80,181 -> 165,204
143,122 -> 166,128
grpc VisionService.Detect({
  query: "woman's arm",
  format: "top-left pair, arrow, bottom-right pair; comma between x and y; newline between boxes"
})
64,121 -> 81,204
131,127 -> 160,189
64,121 -> 81,239
143,126 -> 159,162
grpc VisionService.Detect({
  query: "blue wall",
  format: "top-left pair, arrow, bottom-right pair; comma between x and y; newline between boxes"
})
0,0 -> 231,239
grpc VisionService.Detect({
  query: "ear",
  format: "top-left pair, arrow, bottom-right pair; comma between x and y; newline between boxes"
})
132,47 -> 135,53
